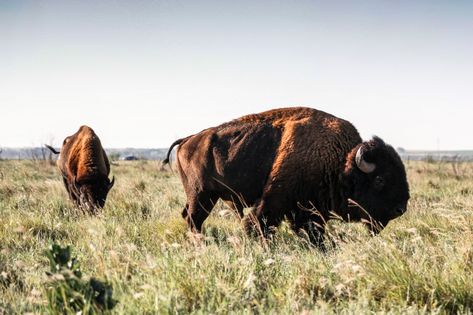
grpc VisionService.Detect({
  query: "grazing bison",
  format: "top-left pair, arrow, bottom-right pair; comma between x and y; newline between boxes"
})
46,125 -> 115,213
164,107 -> 409,246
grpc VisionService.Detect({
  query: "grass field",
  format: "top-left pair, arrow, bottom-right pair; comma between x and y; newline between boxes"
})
1,159 -> 473,314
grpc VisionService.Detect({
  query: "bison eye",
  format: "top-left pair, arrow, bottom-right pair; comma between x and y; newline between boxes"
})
374,176 -> 385,191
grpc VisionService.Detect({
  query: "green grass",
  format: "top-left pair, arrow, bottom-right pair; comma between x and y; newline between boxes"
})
1,159 -> 473,314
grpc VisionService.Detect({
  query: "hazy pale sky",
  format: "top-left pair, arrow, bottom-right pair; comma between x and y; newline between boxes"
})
1,0 -> 472,150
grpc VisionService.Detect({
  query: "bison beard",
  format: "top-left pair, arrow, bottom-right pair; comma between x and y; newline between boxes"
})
46,126 -> 115,213
164,107 -> 410,248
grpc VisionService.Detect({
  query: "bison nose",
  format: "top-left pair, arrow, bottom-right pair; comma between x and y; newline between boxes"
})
396,207 -> 406,215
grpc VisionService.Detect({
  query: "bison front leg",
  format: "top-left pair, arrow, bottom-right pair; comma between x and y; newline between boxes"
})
183,193 -> 218,233
288,210 -> 328,250
63,177 -> 80,206
298,220 -> 327,250
181,203 -> 189,218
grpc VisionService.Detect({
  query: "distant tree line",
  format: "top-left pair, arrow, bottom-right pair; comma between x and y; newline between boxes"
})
0,147 -> 170,161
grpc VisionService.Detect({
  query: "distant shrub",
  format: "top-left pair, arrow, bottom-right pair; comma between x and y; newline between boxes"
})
109,153 -> 120,162
423,155 -> 436,163
44,244 -> 117,314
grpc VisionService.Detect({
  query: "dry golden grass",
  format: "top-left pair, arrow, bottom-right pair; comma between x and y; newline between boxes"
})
1,159 -> 473,314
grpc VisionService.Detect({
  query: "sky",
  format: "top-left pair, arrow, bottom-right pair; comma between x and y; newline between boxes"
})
1,0 -> 472,150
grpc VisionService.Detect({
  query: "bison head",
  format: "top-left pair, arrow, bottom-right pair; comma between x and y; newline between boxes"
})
343,136 -> 409,232
71,175 -> 115,213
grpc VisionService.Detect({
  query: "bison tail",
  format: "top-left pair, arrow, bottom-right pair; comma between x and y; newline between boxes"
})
163,136 -> 191,164
44,144 -> 60,154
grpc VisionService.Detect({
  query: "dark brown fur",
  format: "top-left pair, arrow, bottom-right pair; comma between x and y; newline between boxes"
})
46,126 -> 114,213
164,107 -> 409,246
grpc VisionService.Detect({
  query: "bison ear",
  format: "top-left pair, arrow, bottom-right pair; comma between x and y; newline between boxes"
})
371,136 -> 386,148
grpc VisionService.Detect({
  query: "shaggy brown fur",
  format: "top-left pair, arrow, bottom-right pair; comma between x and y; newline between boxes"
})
164,107 -> 409,247
46,126 -> 114,213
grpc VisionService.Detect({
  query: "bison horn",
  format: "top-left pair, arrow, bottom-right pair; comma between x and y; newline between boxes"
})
108,176 -> 115,189
355,146 -> 376,174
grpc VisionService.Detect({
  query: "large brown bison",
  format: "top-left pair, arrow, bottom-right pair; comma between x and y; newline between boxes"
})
46,125 -> 115,213
164,107 -> 409,246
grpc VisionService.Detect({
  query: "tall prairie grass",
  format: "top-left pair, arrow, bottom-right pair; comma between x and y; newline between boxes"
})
1,160 -> 472,314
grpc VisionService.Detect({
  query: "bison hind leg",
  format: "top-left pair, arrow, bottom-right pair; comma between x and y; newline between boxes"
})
242,199 -> 284,239
185,193 -> 218,233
